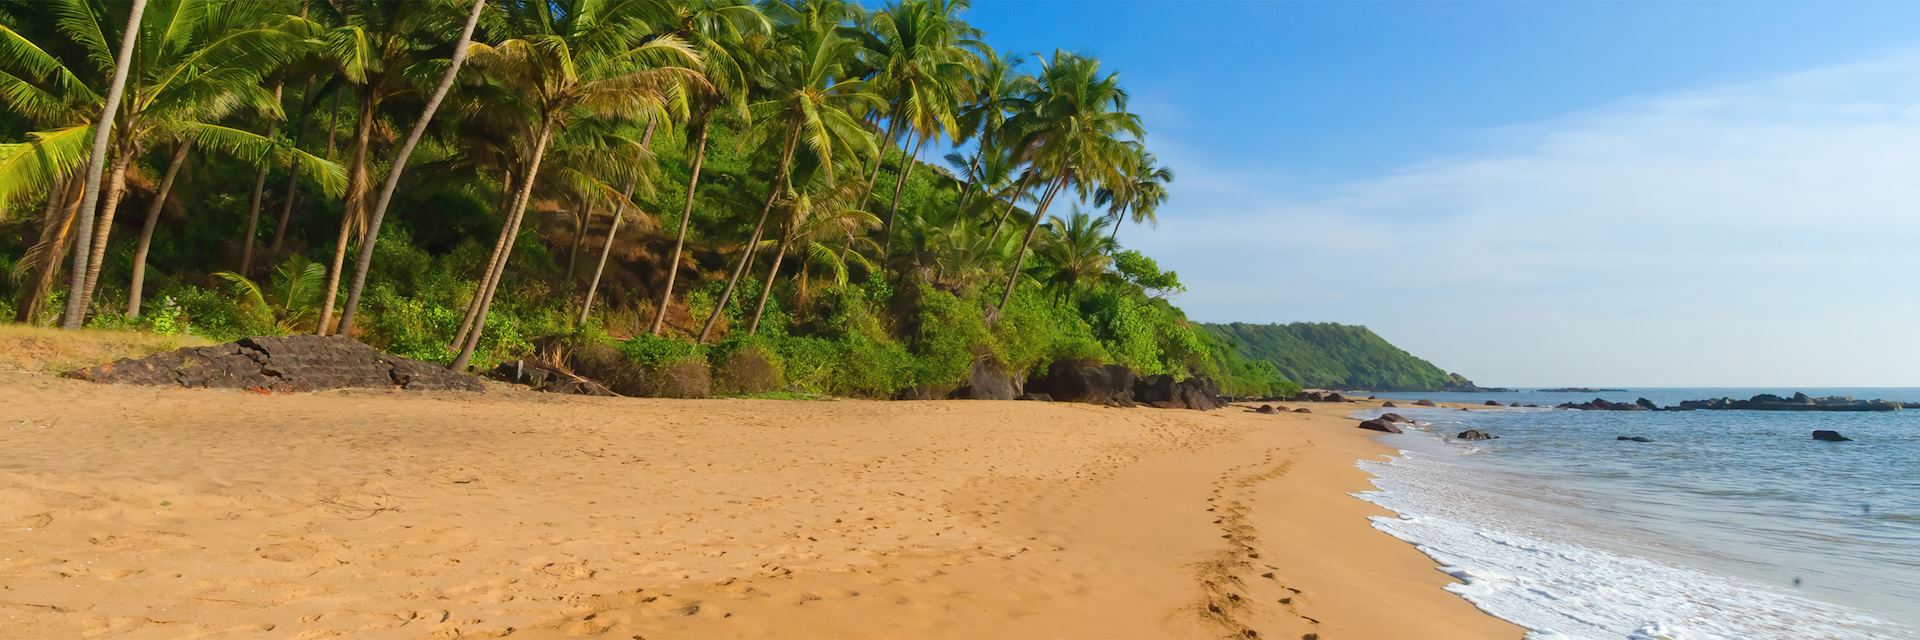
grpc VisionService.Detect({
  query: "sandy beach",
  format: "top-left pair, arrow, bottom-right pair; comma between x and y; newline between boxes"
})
0,372 -> 1516,639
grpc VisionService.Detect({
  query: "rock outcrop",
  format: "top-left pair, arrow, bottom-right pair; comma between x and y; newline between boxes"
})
1617,436 -> 1653,443
1026,360 -> 1135,406
1812,430 -> 1851,442
489,359 -> 614,396
1456,429 -> 1498,440
66,335 -> 483,392
949,358 -> 1020,400
1564,392 -> 1907,412
1357,418 -> 1403,434
1378,412 -> 1411,423
1413,399 -> 1436,407
1133,374 -> 1225,410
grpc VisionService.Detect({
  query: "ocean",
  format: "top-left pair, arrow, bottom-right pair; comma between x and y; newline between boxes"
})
1360,388 -> 1920,640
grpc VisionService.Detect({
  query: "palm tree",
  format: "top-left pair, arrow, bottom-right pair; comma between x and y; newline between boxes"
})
58,0 -> 146,328
1094,145 -> 1170,244
696,2 -> 879,342
648,0 -> 769,336
332,0 -> 487,335
992,50 -> 1141,318
1033,207 -> 1115,299
0,0 -> 336,327
447,0 -> 701,370
853,0 -> 978,253
951,48 -> 1024,212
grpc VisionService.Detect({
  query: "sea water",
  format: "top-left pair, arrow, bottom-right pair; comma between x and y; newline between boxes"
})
1360,388 -> 1920,640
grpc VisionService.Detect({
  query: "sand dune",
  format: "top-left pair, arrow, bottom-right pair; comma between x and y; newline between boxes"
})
0,374 -> 1515,639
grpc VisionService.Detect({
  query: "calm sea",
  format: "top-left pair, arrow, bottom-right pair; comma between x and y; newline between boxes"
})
1361,388 -> 1920,640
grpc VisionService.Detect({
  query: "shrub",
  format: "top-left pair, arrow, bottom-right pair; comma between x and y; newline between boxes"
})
711,336 -> 785,395
618,334 -> 712,398
836,334 -> 913,398
773,335 -> 839,394
908,284 -> 993,390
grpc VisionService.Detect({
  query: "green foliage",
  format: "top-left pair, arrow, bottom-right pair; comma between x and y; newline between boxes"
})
907,284 -> 992,390
1081,288 -> 1162,375
1200,322 -> 1467,391
1112,250 -> 1183,296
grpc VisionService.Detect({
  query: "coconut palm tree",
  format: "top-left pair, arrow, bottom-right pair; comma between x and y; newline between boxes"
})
992,50 -> 1141,318
696,2 -> 879,342
951,47 -> 1024,212
853,0 -> 978,253
447,0 -> 702,370
1094,145 -> 1170,244
332,0 -> 487,335
0,0 -> 339,327
1032,206 -> 1115,300
648,0 -> 770,336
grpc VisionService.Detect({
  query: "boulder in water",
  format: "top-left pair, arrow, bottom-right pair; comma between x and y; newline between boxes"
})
1616,436 -> 1653,443
1456,429 -> 1498,440
1811,430 -> 1851,442
1357,418 -> 1403,434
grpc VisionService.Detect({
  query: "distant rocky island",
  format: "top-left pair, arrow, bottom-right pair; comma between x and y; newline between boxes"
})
1536,387 -> 1627,393
1559,392 -> 1918,413
1201,322 -> 1496,392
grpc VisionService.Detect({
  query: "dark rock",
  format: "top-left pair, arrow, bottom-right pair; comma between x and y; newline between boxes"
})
1293,408 -> 1311,414
1484,400 -> 1502,406
1456,429 -> 1498,440
1378,412 -> 1410,423
1635,397 -> 1658,410
1133,374 -> 1225,411
1325,392 -> 1348,402
949,357 -> 1020,400
1026,359 -> 1135,406
1254,404 -> 1278,414
1560,397 -> 1642,411
67,335 -> 483,392
1616,436 -> 1653,443
1381,401 -> 1398,408
1812,430 -> 1851,442
488,360 -> 615,396
1414,399 -> 1436,407
1671,393 -> 1903,412
1016,392 -> 1053,402
1538,387 -> 1628,393
1357,418 -> 1403,434
1509,402 -> 1523,407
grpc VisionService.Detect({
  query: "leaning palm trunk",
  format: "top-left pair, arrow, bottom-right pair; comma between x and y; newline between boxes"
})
61,0 -> 147,329
649,120 -> 711,336
994,175 -> 1068,316
269,81 -> 316,258
126,142 -> 191,317
577,186 -> 630,327
450,118 -> 557,371
76,150 -> 135,311
880,135 -> 924,255
985,169 -> 1036,247
449,169 -> 518,350
315,89 -> 377,336
745,225 -> 795,335
17,179 -> 82,323
238,83 -> 284,275
566,202 -> 590,281
1106,203 -> 1128,243
859,112 -> 903,206
697,122 -> 800,343
954,148 -> 985,212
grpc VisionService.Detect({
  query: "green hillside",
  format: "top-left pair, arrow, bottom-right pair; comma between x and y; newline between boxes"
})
1198,322 -> 1478,392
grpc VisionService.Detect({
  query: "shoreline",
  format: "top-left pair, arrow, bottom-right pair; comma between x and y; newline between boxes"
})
0,375 -> 1517,638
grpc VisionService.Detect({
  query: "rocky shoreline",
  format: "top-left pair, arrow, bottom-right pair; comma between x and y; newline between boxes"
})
1558,392 -> 1917,412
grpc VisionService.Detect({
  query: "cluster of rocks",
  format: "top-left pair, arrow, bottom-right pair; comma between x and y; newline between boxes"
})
1538,387 -> 1627,393
1618,430 -> 1856,443
972,359 -> 1225,411
65,335 -> 483,392
1560,392 -> 1912,413
488,359 -> 615,396
1249,404 -> 1312,415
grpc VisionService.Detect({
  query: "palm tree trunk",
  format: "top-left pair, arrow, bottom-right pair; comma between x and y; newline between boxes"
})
60,0 -> 146,329
335,0 -> 482,335
995,174 -> 1067,317
881,135 -> 924,255
451,117 -> 557,371
745,226 -> 794,335
17,178 -> 81,323
698,121 -> 800,344
955,148 -> 985,212
126,142 -> 191,318
1106,203 -> 1128,244
316,88 -> 377,335
450,168 -> 516,350
269,80 -> 316,257
76,149 -> 134,312
986,168 -> 1036,247
859,109 -> 903,205
239,84 -> 284,275
566,202 -> 589,281
577,191 -> 626,328
649,119 -> 710,336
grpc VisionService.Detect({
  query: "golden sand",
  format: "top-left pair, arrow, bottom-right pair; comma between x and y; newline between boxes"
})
0,374 -> 1516,639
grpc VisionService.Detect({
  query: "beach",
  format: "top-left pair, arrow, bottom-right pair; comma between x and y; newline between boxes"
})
0,372 -> 1515,639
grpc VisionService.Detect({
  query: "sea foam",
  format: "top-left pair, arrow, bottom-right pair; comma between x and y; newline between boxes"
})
1357,449 -> 1912,640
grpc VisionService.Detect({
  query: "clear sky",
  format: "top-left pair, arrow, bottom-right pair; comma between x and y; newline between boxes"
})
951,1 -> 1920,387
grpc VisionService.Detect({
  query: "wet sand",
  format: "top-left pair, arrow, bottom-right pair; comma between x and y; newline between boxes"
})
0,374 -> 1518,639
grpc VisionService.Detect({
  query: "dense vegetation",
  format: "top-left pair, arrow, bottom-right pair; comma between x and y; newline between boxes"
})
1201,322 -> 1475,392
0,0 -> 1292,398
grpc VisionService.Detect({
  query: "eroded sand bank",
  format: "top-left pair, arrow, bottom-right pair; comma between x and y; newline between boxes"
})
0,375 -> 1517,639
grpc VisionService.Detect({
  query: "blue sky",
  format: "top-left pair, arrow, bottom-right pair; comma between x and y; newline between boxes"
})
943,1 -> 1920,387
